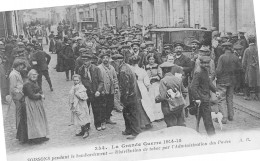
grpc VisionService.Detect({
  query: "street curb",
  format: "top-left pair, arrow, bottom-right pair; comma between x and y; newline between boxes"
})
234,102 -> 260,119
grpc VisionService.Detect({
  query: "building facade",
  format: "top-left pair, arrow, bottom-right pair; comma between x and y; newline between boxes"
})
131,0 -> 256,35
0,11 -> 22,38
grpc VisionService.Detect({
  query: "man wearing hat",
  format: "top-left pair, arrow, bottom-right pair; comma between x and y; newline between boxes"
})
77,51 -> 105,131
31,44 -> 53,91
75,48 -> 88,74
233,44 -> 245,95
155,62 -> 187,127
220,35 -> 228,43
145,41 -> 162,65
98,51 -> 118,127
95,35 -> 109,56
131,41 -> 145,67
216,42 -> 242,124
73,37 -> 86,58
242,35 -> 260,100
190,39 -> 200,60
226,32 -> 232,42
173,42 -> 193,87
49,31 -> 55,53
237,30 -> 249,54
120,44 -> 132,64
230,34 -> 239,45
190,56 -> 220,135
9,59 -> 26,128
111,54 -> 142,139
162,44 -> 173,63
61,37 -> 75,81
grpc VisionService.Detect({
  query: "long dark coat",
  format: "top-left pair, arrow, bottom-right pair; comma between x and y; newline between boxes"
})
242,44 -> 260,87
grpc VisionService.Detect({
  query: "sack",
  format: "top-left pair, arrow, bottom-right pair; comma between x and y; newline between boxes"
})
166,89 -> 186,112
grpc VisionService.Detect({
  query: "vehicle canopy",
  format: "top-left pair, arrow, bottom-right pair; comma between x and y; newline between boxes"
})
148,28 -> 212,53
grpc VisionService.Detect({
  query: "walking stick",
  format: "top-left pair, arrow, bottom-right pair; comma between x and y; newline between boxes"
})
195,100 -> 201,132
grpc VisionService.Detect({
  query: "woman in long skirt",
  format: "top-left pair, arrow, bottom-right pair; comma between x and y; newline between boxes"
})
17,69 -> 49,143
69,74 -> 91,139
145,53 -> 164,121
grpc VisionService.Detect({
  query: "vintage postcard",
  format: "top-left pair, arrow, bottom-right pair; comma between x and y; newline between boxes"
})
0,0 -> 260,161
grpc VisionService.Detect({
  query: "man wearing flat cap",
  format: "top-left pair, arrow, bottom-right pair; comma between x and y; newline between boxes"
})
73,37 -> 86,58
131,41 -> 146,67
233,44 -> 245,95
237,30 -> 249,54
61,37 -> 75,81
173,42 -> 193,87
190,56 -> 220,135
242,35 -> 260,101
155,62 -> 187,127
145,41 -> 162,65
216,41 -> 242,124
162,44 -> 173,63
95,35 -> 109,56
98,51 -> 119,127
77,51 -> 105,131
111,54 -> 142,139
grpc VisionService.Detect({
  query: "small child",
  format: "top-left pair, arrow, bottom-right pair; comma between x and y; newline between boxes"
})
69,74 -> 91,139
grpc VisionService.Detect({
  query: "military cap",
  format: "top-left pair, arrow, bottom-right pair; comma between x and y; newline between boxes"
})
131,41 -> 140,47
145,41 -> 154,46
221,42 -> 233,46
238,30 -> 246,34
220,35 -> 229,39
226,32 -> 232,35
17,42 -> 24,46
79,48 -> 87,53
160,62 -> 175,68
100,45 -> 108,49
99,35 -> 106,39
111,54 -> 124,60
81,52 -> 94,59
122,44 -> 131,48
17,48 -> 25,53
163,44 -> 172,49
233,44 -> 243,50
27,43 -> 35,47
191,39 -> 201,44
232,34 -> 238,37
201,27 -> 207,30
99,51 -> 111,58
173,42 -> 184,48
199,46 -> 211,52
199,56 -> 211,63
110,44 -> 119,49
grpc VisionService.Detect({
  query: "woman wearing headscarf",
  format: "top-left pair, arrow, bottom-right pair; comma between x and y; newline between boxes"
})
17,69 -> 49,143
68,74 -> 91,139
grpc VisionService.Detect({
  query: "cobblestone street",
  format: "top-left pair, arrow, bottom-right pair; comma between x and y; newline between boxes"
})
2,44 -> 260,155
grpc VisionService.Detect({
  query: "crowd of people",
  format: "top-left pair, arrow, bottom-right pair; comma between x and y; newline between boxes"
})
0,22 -> 259,143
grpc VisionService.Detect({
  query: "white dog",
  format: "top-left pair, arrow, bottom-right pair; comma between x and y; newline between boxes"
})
211,112 -> 223,130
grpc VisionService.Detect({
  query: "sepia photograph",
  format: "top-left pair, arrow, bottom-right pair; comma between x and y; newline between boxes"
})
0,0 -> 260,161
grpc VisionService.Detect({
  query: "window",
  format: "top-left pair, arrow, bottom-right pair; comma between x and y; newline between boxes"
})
121,7 -> 124,14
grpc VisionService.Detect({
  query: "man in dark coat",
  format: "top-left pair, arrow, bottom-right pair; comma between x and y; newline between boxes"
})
55,36 -> 63,72
130,41 -> 146,67
112,54 -> 142,139
31,45 -> 53,91
155,62 -> 187,127
145,41 -> 162,65
61,37 -> 75,81
242,35 -> 260,100
173,42 -> 193,87
77,52 -> 105,131
190,56 -> 220,136
216,42 -> 242,124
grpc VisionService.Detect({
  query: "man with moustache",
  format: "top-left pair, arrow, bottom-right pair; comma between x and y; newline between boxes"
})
131,41 -> 145,67
162,44 -> 173,63
145,41 -> 162,66
77,52 -> 105,131
98,51 -> 118,126
173,42 -> 193,87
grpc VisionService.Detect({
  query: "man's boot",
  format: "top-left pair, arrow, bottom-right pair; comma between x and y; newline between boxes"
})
83,124 -> 90,139
76,126 -> 84,136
